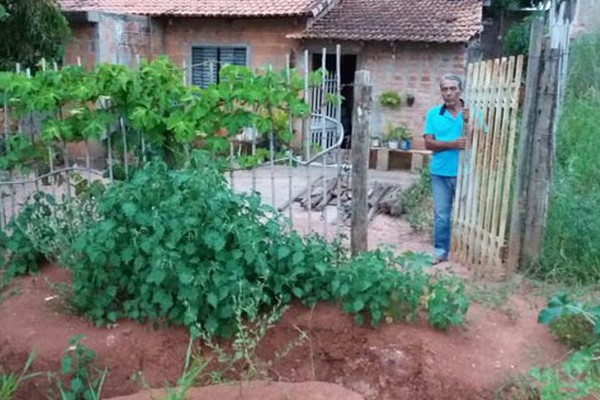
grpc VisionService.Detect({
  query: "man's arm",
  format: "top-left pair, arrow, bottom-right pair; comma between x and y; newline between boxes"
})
424,135 -> 466,151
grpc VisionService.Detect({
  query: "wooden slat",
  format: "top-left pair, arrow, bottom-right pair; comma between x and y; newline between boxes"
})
498,56 -> 525,250
488,57 -> 516,270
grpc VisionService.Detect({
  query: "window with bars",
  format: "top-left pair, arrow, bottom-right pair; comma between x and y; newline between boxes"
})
191,46 -> 247,88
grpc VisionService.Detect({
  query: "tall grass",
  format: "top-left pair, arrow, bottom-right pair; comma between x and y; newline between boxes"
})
540,32 -> 600,283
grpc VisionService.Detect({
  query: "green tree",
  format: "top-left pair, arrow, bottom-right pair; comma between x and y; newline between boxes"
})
0,0 -> 70,71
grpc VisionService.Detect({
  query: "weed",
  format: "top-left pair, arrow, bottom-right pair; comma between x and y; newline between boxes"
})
198,283 -> 298,397
161,335 -> 210,400
0,352 -> 40,400
52,334 -> 107,400
393,168 -> 433,232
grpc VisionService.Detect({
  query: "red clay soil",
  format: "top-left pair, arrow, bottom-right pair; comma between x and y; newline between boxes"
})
0,264 -> 566,400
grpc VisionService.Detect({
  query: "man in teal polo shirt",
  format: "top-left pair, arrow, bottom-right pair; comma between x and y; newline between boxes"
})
424,74 -> 468,264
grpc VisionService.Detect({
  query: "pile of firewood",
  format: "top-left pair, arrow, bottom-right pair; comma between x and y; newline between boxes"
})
280,178 -> 403,222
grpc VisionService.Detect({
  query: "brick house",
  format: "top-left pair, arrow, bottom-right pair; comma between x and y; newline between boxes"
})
59,0 -> 482,150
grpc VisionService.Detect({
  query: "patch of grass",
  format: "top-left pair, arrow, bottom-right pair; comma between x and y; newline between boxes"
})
0,353 -> 39,400
540,32 -> 600,285
492,373 -> 539,400
466,279 -> 522,310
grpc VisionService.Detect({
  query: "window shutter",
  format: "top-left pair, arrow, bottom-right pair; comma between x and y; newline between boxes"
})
220,47 -> 247,67
191,47 -> 218,88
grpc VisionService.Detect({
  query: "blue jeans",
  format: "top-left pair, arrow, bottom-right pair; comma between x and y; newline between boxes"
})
431,174 -> 456,260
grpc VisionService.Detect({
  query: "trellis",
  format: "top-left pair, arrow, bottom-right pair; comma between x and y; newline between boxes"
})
452,55 -> 524,277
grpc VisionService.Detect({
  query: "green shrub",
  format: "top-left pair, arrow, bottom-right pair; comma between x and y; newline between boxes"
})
395,168 -> 433,232
63,153 -> 468,335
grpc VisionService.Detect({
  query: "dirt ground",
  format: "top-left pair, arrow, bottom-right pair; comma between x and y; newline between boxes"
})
0,168 -> 567,400
0,218 -> 567,400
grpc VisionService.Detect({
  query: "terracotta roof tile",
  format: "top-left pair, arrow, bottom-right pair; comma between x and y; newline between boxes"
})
296,0 -> 482,42
59,0 -> 327,17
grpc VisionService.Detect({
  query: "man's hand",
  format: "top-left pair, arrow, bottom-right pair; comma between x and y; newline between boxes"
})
462,108 -> 470,123
453,137 -> 467,150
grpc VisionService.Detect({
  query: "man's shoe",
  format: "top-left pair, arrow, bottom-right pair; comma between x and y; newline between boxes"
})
431,257 -> 447,265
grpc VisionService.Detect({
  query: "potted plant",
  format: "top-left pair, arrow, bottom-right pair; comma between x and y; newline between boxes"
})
398,125 -> 412,150
385,122 -> 402,150
370,135 -> 381,148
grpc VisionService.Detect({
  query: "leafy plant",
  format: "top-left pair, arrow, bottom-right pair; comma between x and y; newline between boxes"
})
331,249 -> 468,329
538,293 -> 600,338
63,154 -> 336,336
0,352 -> 39,400
54,335 -> 107,400
0,59 -> 313,172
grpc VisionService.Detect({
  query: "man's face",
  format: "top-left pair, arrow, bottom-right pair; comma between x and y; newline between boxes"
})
440,79 -> 461,107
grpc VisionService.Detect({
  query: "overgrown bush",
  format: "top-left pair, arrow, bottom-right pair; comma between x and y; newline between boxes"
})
541,32 -> 600,284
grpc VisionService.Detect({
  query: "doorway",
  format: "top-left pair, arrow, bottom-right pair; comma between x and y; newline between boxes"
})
311,53 -> 357,149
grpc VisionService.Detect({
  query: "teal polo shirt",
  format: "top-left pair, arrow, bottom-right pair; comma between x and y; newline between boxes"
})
424,104 -> 463,177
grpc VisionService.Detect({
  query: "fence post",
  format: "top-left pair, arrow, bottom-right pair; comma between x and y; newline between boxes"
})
507,18 -> 545,271
509,10 -> 565,269
350,70 -> 372,255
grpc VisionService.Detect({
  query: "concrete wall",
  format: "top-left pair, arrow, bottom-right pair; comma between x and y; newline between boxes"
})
64,12 -> 162,68
572,0 -> 600,36
162,17 -> 305,72
64,22 -> 98,69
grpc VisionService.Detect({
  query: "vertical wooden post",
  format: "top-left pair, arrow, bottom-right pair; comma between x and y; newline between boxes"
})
507,18 -> 545,271
508,12 -> 564,270
351,70 -> 372,255
522,41 -> 560,264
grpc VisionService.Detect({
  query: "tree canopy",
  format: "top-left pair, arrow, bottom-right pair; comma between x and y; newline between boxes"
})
0,0 -> 70,71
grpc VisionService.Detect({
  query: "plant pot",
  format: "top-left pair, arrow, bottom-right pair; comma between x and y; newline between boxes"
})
400,140 -> 411,150
388,140 -> 399,150
371,138 -> 381,148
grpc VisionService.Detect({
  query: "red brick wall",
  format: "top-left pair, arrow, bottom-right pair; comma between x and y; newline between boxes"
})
64,22 -> 97,69
162,17 -> 304,72
361,42 -> 467,150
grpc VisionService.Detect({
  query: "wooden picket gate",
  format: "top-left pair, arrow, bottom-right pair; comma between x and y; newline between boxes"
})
451,55 -> 524,277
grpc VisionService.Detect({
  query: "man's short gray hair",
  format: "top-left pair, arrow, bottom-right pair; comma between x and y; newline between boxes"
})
440,74 -> 464,91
